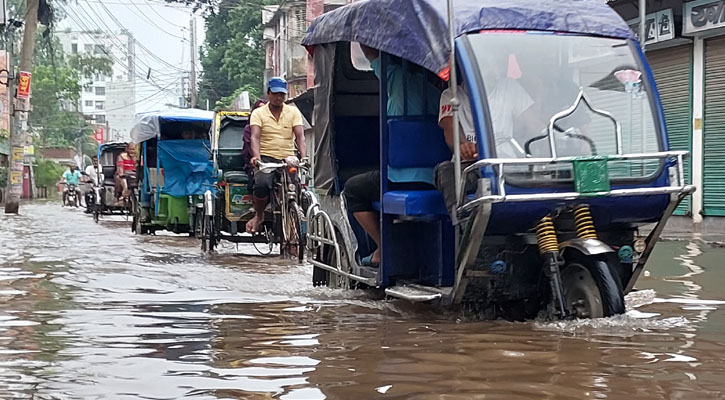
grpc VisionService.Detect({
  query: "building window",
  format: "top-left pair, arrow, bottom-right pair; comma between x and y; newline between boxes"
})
95,101 -> 104,110
71,43 -> 78,54
84,86 -> 93,93
95,87 -> 105,95
95,115 -> 106,124
85,100 -> 93,107
84,44 -> 93,52
95,44 -> 106,55
96,74 -> 105,82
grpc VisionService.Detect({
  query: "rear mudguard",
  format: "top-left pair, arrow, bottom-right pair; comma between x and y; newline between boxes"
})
559,238 -> 615,256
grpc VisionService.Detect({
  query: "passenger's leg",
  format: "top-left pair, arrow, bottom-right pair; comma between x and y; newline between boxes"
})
344,171 -> 381,264
247,169 -> 274,233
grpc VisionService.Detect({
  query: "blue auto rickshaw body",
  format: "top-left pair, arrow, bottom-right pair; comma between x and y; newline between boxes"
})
301,0 -> 694,316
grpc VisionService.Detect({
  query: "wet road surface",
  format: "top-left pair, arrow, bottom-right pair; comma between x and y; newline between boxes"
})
1,202 -> 725,399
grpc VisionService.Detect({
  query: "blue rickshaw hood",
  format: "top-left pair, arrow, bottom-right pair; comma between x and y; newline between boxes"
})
302,0 -> 635,79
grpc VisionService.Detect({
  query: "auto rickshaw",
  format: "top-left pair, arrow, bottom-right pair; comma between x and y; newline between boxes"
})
301,0 -> 695,319
199,110 -> 308,260
92,142 -> 129,216
130,109 -> 214,235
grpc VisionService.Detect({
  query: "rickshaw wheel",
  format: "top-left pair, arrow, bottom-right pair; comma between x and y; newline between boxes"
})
201,214 -> 216,253
561,254 -> 625,319
283,201 -> 305,262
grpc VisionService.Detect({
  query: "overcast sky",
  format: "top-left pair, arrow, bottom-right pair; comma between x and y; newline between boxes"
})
59,0 -> 207,113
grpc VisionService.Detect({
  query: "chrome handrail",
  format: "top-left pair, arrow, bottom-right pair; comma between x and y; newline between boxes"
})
456,150 -> 692,216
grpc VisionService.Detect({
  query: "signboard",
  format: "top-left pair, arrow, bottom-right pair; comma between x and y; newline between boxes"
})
684,0 -> 725,34
628,9 -> 675,45
94,126 -> 105,144
17,71 -> 31,99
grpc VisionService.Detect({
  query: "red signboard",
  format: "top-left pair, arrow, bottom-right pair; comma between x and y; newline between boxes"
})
94,126 -> 105,144
17,71 -> 31,99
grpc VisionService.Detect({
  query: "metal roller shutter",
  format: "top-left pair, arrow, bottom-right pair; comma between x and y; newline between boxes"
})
648,45 -> 693,216
704,37 -> 725,216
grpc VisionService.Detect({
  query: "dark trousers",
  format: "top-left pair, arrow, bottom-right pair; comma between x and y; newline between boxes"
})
253,155 -> 281,198
344,170 -> 434,213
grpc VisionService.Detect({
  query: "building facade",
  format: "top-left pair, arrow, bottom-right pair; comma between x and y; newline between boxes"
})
56,30 -> 136,142
610,0 -> 725,230
262,0 -> 348,99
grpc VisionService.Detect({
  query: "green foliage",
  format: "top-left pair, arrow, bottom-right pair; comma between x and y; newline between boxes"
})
34,158 -> 66,188
198,0 -> 277,108
68,53 -> 113,78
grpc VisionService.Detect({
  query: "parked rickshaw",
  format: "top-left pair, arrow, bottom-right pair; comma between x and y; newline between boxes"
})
199,110 -> 307,260
301,0 -> 695,319
130,109 -> 214,235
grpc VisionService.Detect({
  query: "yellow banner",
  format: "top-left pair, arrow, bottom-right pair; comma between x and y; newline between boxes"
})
10,171 -> 22,184
12,146 -> 23,161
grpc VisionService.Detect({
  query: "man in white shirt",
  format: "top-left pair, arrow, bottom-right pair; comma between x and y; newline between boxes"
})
84,156 -> 103,186
438,84 -> 478,160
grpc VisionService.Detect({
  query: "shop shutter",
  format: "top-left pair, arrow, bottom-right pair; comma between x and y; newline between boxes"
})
704,37 -> 725,216
648,45 -> 692,216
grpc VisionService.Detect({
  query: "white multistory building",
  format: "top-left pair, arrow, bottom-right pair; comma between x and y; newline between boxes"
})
56,29 -> 136,142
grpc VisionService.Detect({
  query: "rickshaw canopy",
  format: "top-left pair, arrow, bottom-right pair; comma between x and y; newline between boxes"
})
302,0 -> 635,79
130,109 -> 214,143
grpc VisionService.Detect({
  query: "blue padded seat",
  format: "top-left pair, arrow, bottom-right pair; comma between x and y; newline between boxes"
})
383,118 -> 451,217
382,190 -> 448,216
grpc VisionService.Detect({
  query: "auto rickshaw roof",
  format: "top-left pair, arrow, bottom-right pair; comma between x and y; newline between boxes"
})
130,109 -> 214,143
302,0 -> 635,79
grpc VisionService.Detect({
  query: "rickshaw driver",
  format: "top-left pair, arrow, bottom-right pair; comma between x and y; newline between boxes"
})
246,77 -> 307,234
344,45 -> 439,267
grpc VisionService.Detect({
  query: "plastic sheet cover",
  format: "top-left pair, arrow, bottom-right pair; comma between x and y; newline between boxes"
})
130,109 -> 215,143
156,139 -> 213,196
302,0 -> 635,78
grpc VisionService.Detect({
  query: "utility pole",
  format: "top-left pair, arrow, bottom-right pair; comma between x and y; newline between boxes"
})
189,16 -> 197,109
5,0 -> 39,214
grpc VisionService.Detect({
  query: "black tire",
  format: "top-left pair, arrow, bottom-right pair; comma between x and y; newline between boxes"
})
561,252 -> 625,318
283,201 -> 305,262
201,214 -> 216,253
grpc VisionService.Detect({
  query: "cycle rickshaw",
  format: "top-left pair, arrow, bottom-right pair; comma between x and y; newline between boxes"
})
199,110 -> 308,260
301,0 -> 695,319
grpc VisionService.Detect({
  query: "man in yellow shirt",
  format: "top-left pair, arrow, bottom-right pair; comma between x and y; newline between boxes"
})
247,77 -> 306,233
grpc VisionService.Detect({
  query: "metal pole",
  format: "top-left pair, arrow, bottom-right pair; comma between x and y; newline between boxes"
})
639,0 -> 646,47
447,0 -> 461,222
190,16 -> 197,108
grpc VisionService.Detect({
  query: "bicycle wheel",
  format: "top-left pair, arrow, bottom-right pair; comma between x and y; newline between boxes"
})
283,200 -> 305,262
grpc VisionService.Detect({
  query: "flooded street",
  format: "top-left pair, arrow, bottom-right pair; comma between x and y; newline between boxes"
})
1,202 -> 724,399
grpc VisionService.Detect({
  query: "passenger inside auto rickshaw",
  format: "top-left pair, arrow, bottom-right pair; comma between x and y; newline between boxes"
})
343,44 -> 440,267
115,142 -> 137,206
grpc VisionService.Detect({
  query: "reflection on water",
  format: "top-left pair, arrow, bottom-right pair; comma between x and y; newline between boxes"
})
0,202 -> 724,399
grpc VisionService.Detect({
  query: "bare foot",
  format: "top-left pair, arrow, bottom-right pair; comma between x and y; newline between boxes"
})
245,214 -> 263,233
370,248 -> 380,264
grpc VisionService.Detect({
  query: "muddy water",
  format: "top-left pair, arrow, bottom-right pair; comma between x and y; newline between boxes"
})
1,202 -> 724,399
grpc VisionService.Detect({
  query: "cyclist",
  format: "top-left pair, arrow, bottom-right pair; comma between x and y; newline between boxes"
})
246,77 -> 306,233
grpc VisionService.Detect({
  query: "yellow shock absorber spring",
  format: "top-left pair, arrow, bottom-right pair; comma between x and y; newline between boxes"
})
536,216 -> 559,254
574,205 -> 598,240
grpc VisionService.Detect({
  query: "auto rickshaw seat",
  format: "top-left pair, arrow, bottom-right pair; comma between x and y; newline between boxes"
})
382,118 -> 451,217
223,170 -> 249,184
102,166 -> 116,185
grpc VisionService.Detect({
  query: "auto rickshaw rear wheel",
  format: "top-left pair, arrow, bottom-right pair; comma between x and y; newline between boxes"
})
560,253 -> 625,319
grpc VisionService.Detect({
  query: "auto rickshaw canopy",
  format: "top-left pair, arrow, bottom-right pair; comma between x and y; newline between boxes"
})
302,0 -> 636,79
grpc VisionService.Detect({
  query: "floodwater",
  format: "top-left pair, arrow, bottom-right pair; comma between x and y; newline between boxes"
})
1,202 -> 725,399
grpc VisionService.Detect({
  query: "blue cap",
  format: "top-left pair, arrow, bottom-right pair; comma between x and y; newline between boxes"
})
268,77 -> 288,94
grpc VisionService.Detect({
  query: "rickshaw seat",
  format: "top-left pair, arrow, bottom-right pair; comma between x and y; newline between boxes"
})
102,166 -> 116,186
381,118 -> 450,216
223,170 -> 249,184
382,190 -> 448,216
